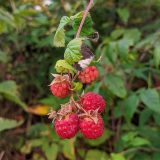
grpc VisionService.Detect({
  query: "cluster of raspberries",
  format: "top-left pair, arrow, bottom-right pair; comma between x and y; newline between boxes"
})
48,66 -> 106,139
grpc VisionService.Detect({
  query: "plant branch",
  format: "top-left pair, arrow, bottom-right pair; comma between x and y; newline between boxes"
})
76,0 -> 94,38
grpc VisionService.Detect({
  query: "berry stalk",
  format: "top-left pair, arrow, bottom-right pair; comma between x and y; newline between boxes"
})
76,0 -> 94,38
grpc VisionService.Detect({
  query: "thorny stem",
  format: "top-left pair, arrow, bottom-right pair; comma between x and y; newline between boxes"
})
76,0 -> 94,38
71,96 -> 88,114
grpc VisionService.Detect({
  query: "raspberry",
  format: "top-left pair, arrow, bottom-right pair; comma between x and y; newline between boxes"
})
78,66 -> 99,84
79,115 -> 104,139
54,113 -> 79,139
81,92 -> 106,113
50,81 -> 70,98
50,75 -> 70,98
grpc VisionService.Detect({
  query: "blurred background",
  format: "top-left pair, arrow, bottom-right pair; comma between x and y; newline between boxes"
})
0,0 -> 160,160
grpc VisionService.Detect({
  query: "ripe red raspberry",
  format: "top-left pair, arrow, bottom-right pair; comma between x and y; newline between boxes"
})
81,92 -> 106,113
50,81 -> 70,98
50,75 -> 70,98
78,66 -> 99,84
79,115 -> 104,139
54,113 -> 79,139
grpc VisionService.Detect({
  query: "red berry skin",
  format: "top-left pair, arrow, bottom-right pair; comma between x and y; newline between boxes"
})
54,114 -> 79,139
78,66 -> 99,84
79,115 -> 104,139
50,81 -> 70,98
81,92 -> 106,113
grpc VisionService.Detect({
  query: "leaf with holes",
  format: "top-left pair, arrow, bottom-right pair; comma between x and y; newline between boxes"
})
71,11 -> 94,36
55,59 -> 76,75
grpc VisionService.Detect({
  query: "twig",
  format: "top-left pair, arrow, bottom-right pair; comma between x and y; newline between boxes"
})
61,0 -> 66,12
115,117 -> 122,142
9,0 -> 16,12
76,0 -> 94,38
0,151 -> 5,160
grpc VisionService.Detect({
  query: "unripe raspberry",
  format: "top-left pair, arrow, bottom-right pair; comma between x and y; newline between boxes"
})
54,113 -> 79,139
79,115 -> 104,139
50,74 -> 70,98
81,92 -> 106,113
78,66 -> 99,84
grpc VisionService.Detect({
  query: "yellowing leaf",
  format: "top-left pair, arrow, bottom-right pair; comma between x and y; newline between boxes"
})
55,59 -> 76,75
27,105 -> 50,116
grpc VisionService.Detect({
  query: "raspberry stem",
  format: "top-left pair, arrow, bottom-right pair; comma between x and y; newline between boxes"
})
76,0 -> 94,38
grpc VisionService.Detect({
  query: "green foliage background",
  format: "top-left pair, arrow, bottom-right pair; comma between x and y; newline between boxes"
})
0,0 -> 160,160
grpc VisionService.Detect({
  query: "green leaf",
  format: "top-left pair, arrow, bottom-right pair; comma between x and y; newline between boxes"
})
0,50 -> 8,63
0,81 -> 27,110
93,82 -> 102,94
61,138 -> 76,160
85,129 -> 111,146
123,94 -> 139,121
122,131 -> 151,147
0,8 -> 16,28
117,8 -> 130,24
106,42 -> 118,63
53,16 -> 70,47
133,68 -> 148,80
130,137 -> 151,147
124,29 -> 141,43
135,33 -> 155,50
55,59 -> 76,75
139,109 -> 152,126
113,106 -> 123,118
117,38 -> 133,58
85,150 -> 109,160
77,148 -> 85,159
42,143 -> 58,160
111,153 -> 126,160
21,138 -> 44,154
153,152 -> 160,160
134,153 -> 151,160
139,126 -> 160,148
27,123 -> 49,137
111,28 -> 125,40
0,117 -> 23,132
105,74 -> 127,98
72,82 -> 83,91
122,132 -> 137,142
153,44 -> 160,68
121,132 -> 150,148
153,113 -> 160,126
71,11 -> 94,36
0,21 -> 7,34
39,95 -> 68,110
140,89 -> 160,114
64,38 -> 83,64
